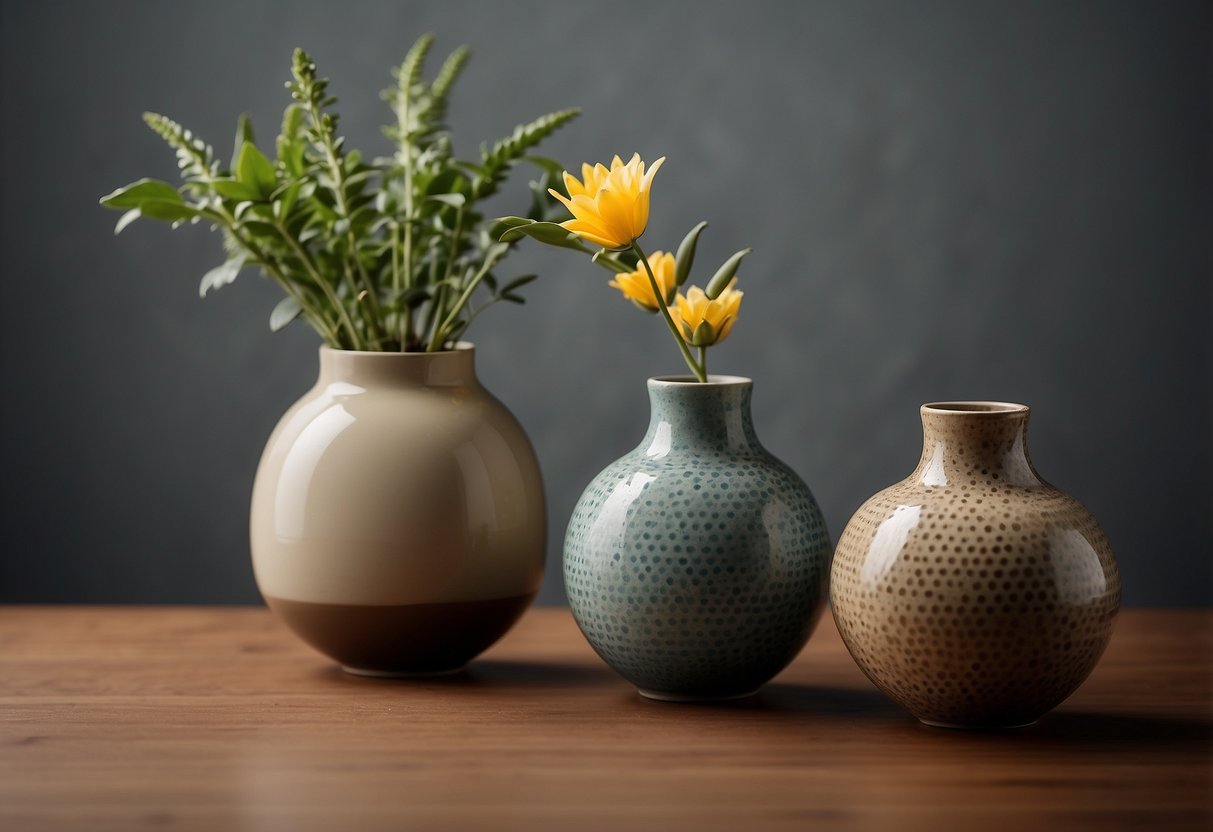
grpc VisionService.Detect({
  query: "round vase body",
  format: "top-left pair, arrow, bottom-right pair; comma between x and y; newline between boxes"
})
564,376 -> 831,701
831,402 -> 1120,728
251,345 -> 545,675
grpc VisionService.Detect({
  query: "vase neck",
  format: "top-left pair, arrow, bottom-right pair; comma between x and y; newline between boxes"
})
317,344 -> 477,389
911,402 -> 1041,487
639,376 -> 760,457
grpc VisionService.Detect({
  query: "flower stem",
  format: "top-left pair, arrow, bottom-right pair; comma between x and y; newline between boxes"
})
699,345 -> 708,380
632,242 -> 706,382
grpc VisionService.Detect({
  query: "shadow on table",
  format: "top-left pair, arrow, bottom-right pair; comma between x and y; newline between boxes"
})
734,682 -> 901,717
461,658 -> 622,689
317,658 -> 621,691
625,681 -> 1213,757
1007,710 -> 1213,757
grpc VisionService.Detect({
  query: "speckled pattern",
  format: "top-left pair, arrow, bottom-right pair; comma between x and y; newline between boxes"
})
564,376 -> 831,700
831,402 -> 1120,728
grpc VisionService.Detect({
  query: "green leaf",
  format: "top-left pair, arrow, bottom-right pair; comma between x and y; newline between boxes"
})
99,178 -> 183,210
236,141 -> 277,198
114,209 -> 142,234
705,248 -> 752,299
474,108 -> 580,201
110,200 -> 199,232
398,285 -> 431,308
454,160 -> 490,178
398,34 -> 435,93
141,113 -> 219,183
490,216 -> 533,237
199,256 -> 246,298
674,221 -> 708,286
276,104 -> 305,171
231,113 -> 255,172
427,193 -> 466,209
211,178 -> 261,201
139,203 -> 199,222
343,171 -> 377,192
499,273 -> 537,295
591,249 -> 632,274
496,219 -> 585,251
269,296 -> 303,331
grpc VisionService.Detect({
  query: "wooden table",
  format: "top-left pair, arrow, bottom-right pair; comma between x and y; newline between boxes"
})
1,607 -> 1209,831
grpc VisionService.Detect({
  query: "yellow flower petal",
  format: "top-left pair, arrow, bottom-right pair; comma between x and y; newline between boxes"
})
671,280 -> 743,346
607,251 -> 676,311
552,153 -> 664,249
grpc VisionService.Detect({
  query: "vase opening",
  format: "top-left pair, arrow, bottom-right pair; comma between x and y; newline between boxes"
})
320,341 -> 475,357
650,374 -> 752,386
922,401 -> 1029,415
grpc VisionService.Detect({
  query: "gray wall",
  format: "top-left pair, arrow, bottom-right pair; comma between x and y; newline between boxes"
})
1,0 -> 1208,606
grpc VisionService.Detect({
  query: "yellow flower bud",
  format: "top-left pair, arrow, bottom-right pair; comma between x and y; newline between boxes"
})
672,280 -> 744,347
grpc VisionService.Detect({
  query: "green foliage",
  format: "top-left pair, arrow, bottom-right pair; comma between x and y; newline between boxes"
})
100,37 -> 580,351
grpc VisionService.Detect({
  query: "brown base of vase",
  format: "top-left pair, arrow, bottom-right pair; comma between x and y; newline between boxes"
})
264,592 -> 535,675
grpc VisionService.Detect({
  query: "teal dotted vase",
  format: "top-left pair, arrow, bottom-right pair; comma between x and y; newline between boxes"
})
563,375 -> 831,701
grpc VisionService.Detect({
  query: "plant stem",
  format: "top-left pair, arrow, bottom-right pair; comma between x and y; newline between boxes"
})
273,220 -> 364,350
433,256 -> 492,346
422,283 -> 447,351
427,206 -> 466,351
306,102 -> 384,346
397,88 -> 416,351
223,220 -> 341,346
632,242 -> 706,382
699,346 -> 708,380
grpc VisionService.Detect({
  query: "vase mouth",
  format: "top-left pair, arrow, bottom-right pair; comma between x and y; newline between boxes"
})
319,341 -> 474,357
921,401 -> 1029,416
649,374 -> 752,387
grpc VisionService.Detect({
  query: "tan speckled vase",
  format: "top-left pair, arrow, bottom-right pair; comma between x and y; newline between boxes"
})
250,345 -> 545,676
831,402 -> 1119,728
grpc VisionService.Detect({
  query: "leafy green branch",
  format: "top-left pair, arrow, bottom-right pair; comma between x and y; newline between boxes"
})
100,37 -> 580,352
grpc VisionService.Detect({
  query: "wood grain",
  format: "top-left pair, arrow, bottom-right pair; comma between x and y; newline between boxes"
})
0,607 -> 1209,831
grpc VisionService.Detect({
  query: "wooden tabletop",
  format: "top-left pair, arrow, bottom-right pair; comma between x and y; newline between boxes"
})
1,607 -> 1209,831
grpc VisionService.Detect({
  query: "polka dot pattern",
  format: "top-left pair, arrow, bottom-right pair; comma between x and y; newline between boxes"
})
831,402 -> 1120,728
564,377 -> 831,701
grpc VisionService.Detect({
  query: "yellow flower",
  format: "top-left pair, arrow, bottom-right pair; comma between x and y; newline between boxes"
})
549,153 -> 665,250
672,281 -> 744,346
608,251 -> 677,311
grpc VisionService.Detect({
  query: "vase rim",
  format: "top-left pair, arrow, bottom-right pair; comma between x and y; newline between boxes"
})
318,341 -> 474,358
921,400 -> 1029,416
649,374 -> 752,387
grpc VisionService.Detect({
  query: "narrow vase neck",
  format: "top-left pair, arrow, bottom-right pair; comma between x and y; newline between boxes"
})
640,376 -> 761,457
317,344 -> 478,389
911,402 -> 1041,487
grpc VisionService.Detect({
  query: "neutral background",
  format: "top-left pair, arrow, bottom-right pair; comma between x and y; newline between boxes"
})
1,0 -> 1208,606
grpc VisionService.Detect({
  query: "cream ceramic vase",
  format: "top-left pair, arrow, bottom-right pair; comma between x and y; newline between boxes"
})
831,402 -> 1120,728
250,345 -> 545,676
